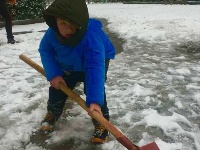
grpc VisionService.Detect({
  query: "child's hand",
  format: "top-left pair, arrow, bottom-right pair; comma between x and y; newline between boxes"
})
88,103 -> 103,117
50,76 -> 66,90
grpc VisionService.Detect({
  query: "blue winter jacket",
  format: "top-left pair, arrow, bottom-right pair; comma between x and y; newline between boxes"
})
38,19 -> 115,106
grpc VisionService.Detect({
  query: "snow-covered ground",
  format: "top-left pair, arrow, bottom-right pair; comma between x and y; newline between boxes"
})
0,3 -> 200,150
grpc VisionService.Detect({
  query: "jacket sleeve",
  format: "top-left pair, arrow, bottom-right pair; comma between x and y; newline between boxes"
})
100,29 -> 115,59
83,34 -> 105,107
38,29 -> 63,81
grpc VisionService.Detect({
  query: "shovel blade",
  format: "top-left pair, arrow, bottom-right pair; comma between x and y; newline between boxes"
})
139,142 -> 160,150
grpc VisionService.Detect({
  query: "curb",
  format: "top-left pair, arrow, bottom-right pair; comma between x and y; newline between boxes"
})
123,1 -> 200,4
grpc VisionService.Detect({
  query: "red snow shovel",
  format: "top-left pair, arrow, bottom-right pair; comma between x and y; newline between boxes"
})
19,54 -> 160,150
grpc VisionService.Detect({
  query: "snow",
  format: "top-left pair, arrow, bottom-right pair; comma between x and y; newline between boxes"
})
1,3 -> 200,150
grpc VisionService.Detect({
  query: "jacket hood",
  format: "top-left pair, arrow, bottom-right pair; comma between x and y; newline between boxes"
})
88,18 -> 103,31
43,0 -> 89,47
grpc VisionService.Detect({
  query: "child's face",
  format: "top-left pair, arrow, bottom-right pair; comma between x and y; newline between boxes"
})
57,18 -> 77,38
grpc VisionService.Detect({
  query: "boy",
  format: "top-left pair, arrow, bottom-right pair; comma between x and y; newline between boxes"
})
38,0 -> 115,143
0,0 -> 16,44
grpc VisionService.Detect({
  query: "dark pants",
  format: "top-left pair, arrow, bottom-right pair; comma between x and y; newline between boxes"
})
0,0 -> 14,39
47,59 -> 110,122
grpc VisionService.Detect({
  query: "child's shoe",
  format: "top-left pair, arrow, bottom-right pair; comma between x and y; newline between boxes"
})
90,121 -> 109,144
40,112 -> 58,134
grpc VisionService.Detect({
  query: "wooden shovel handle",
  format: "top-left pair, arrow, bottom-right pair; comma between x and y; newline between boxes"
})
19,54 -> 139,150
